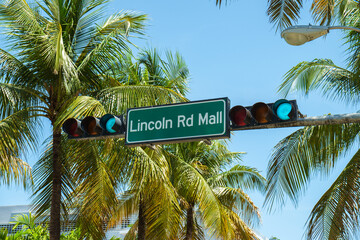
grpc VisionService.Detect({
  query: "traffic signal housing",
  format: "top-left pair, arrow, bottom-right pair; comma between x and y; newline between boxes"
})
229,99 -> 298,129
62,114 -> 126,140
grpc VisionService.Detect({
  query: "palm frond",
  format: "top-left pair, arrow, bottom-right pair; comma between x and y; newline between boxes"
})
107,190 -> 138,228
108,145 -> 182,239
343,23 -> 360,83
32,135 -> 75,222
0,48 -> 36,86
267,0 -> 303,31
132,147 -> 182,238
0,154 -> 31,188
225,207 -> 260,240
305,148 -> 360,240
214,186 -> 262,227
67,139 -> 118,239
10,212 -> 36,229
208,165 -> 266,192
124,220 -> 138,240
0,106 -> 40,154
338,0 -> 359,25
170,154 -> 231,239
55,95 -> 106,130
0,47 -> 46,92
76,11 -> 147,85
95,85 -> 187,114
278,59 -> 359,104
0,83 -> 45,118
139,48 -> 165,85
311,0 -> 335,25
265,123 -> 360,211
162,50 -> 190,96
0,0 -> 44,35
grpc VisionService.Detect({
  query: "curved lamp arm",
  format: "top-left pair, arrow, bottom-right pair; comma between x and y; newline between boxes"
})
328,26 -> 360,32
281,25 -> 360,46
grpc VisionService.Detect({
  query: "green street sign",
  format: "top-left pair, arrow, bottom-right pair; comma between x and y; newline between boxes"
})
125,98 -> 230,146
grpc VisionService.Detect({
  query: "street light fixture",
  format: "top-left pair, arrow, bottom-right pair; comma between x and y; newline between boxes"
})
281,25 -> 360,46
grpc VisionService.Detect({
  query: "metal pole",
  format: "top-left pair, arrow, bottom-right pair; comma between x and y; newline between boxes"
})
328,26 -> 360,33
230,113 -> 360,131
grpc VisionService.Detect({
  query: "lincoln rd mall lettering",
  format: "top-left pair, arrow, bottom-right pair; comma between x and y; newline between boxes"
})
129,111 -> 223,133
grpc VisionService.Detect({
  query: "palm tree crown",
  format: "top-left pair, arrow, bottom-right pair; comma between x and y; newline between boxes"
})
0,0 -> 190,239
265,5 -> 360,238
167,140 -> 266,240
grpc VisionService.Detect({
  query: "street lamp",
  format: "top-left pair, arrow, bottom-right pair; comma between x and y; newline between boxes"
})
281,25 -> 360,46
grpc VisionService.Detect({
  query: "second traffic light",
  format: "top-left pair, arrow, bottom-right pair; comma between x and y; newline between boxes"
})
229,99 -> 298,129
62,114 -> 126,139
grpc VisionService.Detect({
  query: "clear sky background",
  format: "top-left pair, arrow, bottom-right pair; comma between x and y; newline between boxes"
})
0,0 -> 359,239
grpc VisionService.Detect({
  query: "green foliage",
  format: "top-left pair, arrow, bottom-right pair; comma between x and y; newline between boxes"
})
270,237 -> 280,240
60,229 -> 86,240
0,213 -> 120,240
107,138 -> 265,240
0,228 -> 8,240
266,3 -> 360,239
216,0 -> 358,32
109,237 -> 121,240
0,0 -> 190,238
165,141 -> 266,239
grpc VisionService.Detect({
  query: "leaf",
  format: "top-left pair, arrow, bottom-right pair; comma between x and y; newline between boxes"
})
306,148 -> 360,240
267,0 -> 303,31
265,123 -> 360,211
278,59 -> 358,105
311,0 -> 335,25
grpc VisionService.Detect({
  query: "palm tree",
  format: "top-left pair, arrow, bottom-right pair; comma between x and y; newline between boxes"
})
216,0 -> 356,31
109,145 -> 183,240
60,49 -> 189,239
167,141 -> 266,240
0,109 -> 33,189
0,0 -> 189,239
265,8 -> 360,239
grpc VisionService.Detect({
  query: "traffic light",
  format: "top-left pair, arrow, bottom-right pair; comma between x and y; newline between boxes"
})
229,99 -> 298,129
62,114 -> 126,139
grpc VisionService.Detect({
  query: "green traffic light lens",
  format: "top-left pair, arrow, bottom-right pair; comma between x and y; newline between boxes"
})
276,102 -> 292,120
105,117 -> 116,133
273,99 -> 294,121
100,114 -> 125,134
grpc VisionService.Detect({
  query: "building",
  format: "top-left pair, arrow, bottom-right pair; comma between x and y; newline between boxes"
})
0,205 -> 31,234
0,205 -> 269,239
0,205 -> 136,239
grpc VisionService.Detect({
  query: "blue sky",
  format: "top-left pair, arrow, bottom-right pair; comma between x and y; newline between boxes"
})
0,0 -> 359,239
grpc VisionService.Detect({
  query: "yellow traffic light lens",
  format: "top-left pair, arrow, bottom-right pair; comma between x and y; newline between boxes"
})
251,102 -> 273,123
81,116 -> 101,135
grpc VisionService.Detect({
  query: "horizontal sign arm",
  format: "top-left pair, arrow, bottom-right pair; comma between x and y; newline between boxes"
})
230,113 -> 360,131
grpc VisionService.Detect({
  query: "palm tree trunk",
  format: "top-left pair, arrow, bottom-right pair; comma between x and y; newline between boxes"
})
138,198 -> 146,240
49,129 -> 62,240
185,203 -> 194,240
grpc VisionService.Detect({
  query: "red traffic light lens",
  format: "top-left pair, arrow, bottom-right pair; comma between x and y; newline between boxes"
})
229,106 -> 251,126
63,118 -> 82,137
251,102 -> 273,123
81,116 -> 101,135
